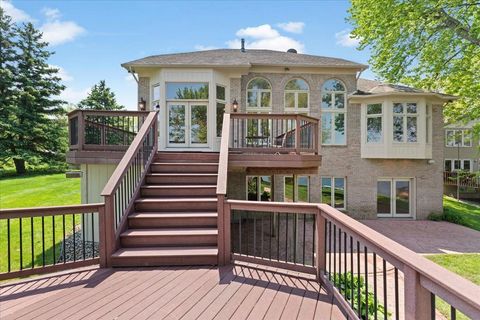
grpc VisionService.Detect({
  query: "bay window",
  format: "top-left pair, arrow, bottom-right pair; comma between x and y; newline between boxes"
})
321,79 -> 346,145
393,102 -> 417,142
216,85 -> 226,137
366,103 -> 382,143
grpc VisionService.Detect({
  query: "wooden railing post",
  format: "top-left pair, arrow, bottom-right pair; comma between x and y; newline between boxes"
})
78,110 -> 85,151
103,195 -> 115,267
98,204 -> 107,268
404,265 -> 431,320
316,209 -> 326,280
217,194 -> 225,266
295,116 -> 301,154
224,201 -> 231,265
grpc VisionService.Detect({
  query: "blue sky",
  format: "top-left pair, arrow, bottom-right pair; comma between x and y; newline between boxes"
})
2,0 -> 375,109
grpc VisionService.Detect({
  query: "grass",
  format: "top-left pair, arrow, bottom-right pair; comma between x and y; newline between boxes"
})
427,254 -> 480,320
437,196 -> 480,232
0,173 -> 81,273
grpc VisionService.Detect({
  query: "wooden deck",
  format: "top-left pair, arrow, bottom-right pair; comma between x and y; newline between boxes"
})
0,263 -> 345,320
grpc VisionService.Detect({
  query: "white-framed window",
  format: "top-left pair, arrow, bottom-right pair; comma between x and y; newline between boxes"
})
321,177 -> 346,209
247,77 -> 271,111
444,159 -> 472,172
152,83 -> 160,108
445,129 -> 472,147
216,85 -> 226,137
366,103 -> 383,143
321,79 -> 346,145
166,82 -> 209,100
284,78 -> 309,113
284,175 -> 309,203
377,178 -> 414,217
247,176 -> 273,201
393,102 -> 418,143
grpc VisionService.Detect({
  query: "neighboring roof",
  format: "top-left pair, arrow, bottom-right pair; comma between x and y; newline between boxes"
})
352,78 -> 457,101
444,119 -> 479,129
121,49 -> 368,70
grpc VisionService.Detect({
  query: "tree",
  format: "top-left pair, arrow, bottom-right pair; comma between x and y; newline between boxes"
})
78,80 -> 124,110
0,22 -> 66,174
348,0 -> 480,125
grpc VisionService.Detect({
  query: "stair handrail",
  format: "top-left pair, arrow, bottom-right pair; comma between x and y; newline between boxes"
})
101,111 -> 158,266
216,112 -> 231,265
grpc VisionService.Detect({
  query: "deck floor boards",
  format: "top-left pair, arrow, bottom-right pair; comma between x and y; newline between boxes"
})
0,264 -> 346,320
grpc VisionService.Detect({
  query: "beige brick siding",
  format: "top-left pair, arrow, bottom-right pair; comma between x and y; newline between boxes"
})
138,77 -> 150,110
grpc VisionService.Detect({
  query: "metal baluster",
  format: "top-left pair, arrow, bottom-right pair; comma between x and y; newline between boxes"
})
285,213 -> 289,262
246,212 -> 249,256
383,259 -> 388,320
344,232 -> 347,299
277,212 -> 280,261
350,236 -> 354,307
63,215 -> 66,263
450,306 -> 456,320
431,294 -> 436,320
365,246 -> 369,319
30,217 -> 34,269
357,241 -> 361,317
253,214 -> 256,257
91,212 -> 95,256
328,221 -> 332,280
52,216 -> 56,264
303,214 -> 306,265
333,225 -> 337,286
373,253 -> 378,320
293,213 -> 297,264
7,219 -> 11,272
42,216 -> 45,267
239,211 -> 242,254
19,218 -> 23,270
395,267 -> 399,320
338,228 -> 342,294
82,213 -> 86,260
73,214 -> 76,262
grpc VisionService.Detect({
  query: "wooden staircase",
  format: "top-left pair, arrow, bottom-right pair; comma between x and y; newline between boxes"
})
111,152 -> 219,267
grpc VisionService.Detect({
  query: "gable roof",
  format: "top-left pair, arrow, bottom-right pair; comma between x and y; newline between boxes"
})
121,49 -> 368,70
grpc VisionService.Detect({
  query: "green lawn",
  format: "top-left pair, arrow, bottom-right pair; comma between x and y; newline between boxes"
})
443,196 -> 480,231
427,254 -> 480,320
0,174 -> 81,273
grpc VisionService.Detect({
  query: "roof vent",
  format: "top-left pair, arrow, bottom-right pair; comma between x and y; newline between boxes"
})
287,48 -> 297,53
241,38 -> 245,53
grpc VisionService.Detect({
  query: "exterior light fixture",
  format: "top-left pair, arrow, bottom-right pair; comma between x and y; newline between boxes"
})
232,99 -> 238,112
138,98 -> 146,111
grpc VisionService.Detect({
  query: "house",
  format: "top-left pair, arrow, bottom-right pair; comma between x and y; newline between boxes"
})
68,46 -> 456,223
443,120 -> 480,199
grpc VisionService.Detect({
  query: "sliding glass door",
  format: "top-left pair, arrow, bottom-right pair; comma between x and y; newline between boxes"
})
167,102 -> 208,148
377,178 -> 413,217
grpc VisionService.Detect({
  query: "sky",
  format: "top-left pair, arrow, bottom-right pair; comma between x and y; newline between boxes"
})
1,0 -> 375,110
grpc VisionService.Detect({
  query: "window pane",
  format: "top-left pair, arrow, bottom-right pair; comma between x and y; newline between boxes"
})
153,85 -> 160,101
216,103 -> 225,137
248,78 -> 271,90
377,181 -> 391,214
463,130 -> 472,146
285,92 -> 295,108
297,92 -> 308,108
166,83 -> 208,99
393,103 -> 403,114
406,103 -> 417,114
455,131 -> 462,146
190,105 -> 208,144
393,116 -> 403,142
322,79 -> 345,91
284,176 -> 294,202
247,119 -> 259,136
334,178 -> 345,209
454,160 -> 461,170
334,113 -> 345,144
286,79 -> 308,90
395,180 -> 410,214
322,113 -> 332,144
321,177 -> 332,205
406,117 -> 417,142
260,91 -> 271,107
247,177 -> 258,201
463,160 -> 471,171
168,105 -> 186,144
445,160 -> 452,171
297,176 -> 309,203
446,130 -> 455,146
334,93 -> 345,109
367,117 -> 382,143
321,93 -> 332,109
216,85 -> 225,100
367,103 -> 382,115
247,91 -> 258,107
260,176 -> 272,201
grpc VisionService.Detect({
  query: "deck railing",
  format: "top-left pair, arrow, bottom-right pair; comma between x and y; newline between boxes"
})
229,113 -> 319,154
218,199 -> 480,320
68,110 -> 149,152
0,203 -> 105,280
100,111 -> 158,266
444,170 -> 480,188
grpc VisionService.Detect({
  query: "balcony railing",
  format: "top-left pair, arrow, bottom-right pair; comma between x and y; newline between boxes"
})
68,110 -> 149,152
444,171 -> 480,188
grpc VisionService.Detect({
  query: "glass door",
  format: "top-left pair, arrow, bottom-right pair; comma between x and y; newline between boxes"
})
167,102 -> 208,148
377,179 -> 412,217
394,179 -> 411,216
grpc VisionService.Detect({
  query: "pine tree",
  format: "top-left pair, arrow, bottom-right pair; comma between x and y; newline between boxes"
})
78,80 -> 124,110
0,22 -> 66,174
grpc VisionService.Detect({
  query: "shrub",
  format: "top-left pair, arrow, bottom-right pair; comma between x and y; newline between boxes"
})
428,210 -> 464,225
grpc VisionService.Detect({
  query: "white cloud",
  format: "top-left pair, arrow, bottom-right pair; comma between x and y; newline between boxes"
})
236,24 -> 279,39
335,29 -> 361,47
42,7 -> 61,20
227,24 -> 305,53
194,45 -> 218,51
59,87 -> 89,104
40,20 -> 85,45
0,0 -> 32,22
51,65 -> 73,82
277,22 -> 305,34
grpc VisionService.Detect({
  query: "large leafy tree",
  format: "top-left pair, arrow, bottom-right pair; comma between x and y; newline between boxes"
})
78,80 -> 124,110
0,22 -> 66,174
348,0 -> 480,124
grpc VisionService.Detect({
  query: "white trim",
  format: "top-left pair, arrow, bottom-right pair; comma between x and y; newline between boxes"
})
284,78 -> 310,114
445,129 -> 473,147
321,79 -> 347,146
365,102 -> 383,144
444,159 -> 473,172
246,77 -> 272,111
392,102 -> 419,143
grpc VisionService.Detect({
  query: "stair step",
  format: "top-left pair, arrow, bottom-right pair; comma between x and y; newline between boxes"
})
120,228 -> 218,247
140,185 -> 216,197
146,173 -> 218,185
150,162 -> 218,173
155,152 -> 219,162
128,212 -> 217,228
111,246 -> 218,267
134,197 -> 217,212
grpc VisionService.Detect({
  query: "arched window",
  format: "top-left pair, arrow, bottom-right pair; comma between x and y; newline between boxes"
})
284,79 -> 309,112
247,77 -> 271,110
321,79 -> 347,145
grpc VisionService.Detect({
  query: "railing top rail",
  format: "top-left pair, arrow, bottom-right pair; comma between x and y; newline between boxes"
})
0,203 -> 105,219
68,109 -> 150,118
101,111 -> 158,196
230,113 -> 319,123
226,199 -> 318,214
216,113 -> 231,195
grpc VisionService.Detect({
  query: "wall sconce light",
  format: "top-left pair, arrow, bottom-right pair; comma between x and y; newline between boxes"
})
138,98 -> 146,111
232,98 -> 238,112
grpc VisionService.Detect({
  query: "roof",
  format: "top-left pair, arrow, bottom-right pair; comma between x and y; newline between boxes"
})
121,49 -> 368,70
352,78 -> 457,101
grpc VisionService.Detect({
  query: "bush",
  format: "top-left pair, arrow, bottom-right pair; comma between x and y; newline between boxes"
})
428,209 -> 464,225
